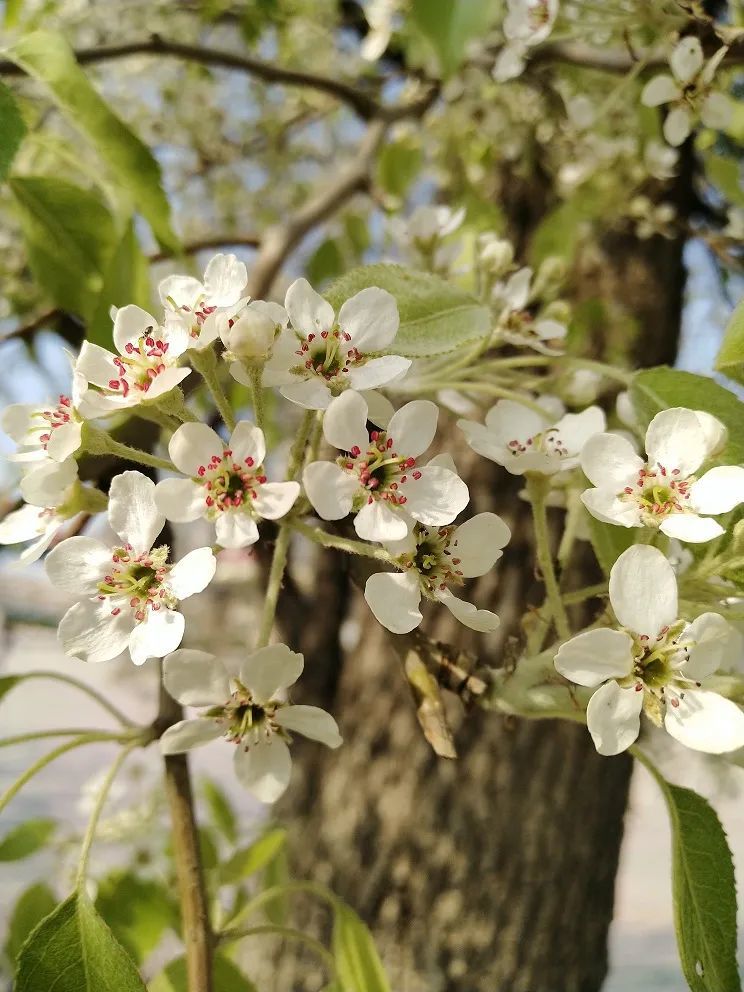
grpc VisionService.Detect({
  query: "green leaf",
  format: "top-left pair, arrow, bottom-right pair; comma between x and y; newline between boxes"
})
0,80 -> 26,181
642,760 -> 740,992
10,176 -> 115,318
0,675 -> 22,703
376,138 -> 422,199
149,953 -> 257,992
3,0 -> 23,27
263,845 -> 290,926
586,516 -> 640,578
529,191 -> 603,266
4,883 -> 56,965
411,0 -> 497,77
705,153 -> 744,209
630,368 -> 744,464
332,903 -> 391,992
325,264 -> 491,357
715,301 -> 744,387
0,818 -> 56,861
306,238 -> 345,287
5,31 -> 179,252
87,219 -> 150,348
201,778 -> 238,845
218,827 -> 287,886
15,891 -> 147,991
96,871 -> 177,964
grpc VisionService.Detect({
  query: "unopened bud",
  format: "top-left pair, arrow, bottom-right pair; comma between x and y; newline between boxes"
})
479,237 -> 514,276
561,368 -> 601,406
534,256 -> 566,296
220,309 -> 276,361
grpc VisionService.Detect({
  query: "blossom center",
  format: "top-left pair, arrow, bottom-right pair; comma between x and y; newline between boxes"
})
507,427 -> 568,459
169,297 -> 217,339
96,544 -> 174,622
209,685 -> 285,748
35,395 -> 73,448
338,429 -> 417,508
399,525 -> 465,597
620,464 -> 692,523
619,622 -> 701,724
195,448 -> 267,516
106,331 -> 172,397
291,328 -> 363,389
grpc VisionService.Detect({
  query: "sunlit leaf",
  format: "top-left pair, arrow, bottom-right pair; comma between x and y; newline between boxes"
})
0,80 -> 26,181
201,778 -> 238,845
96,871 -> 177,964
149,953 -> 257,992
332,903 -> 391,992
218,827 -> 287,886
87,219 -> 150,348
0,818 -> 56,861
4,883 -> 56,965
715,300 -> 744,388
411,0 -> 498,77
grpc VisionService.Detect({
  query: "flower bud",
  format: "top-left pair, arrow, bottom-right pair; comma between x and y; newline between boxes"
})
220,309 -> 276,361
561,368 -> 601,406
479,237 -> 514,276
534,256 -> 566,296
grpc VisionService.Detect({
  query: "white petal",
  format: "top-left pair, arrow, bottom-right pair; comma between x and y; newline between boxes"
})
664,106 -> 692,147
386,400 -> 439,457
129,609 -> 185,665
229,360 -> 252,387
20,457 -> 77,506
690,466 -> 744,515
167,548 -> 217,600
364,570 -> 422,633
659,512 -> 724,543
492,44 -> 526,82
154,478 -> 205,523
608,545 -> 678,637
163,649 -> 229,706
580,433 -> 644,489
555,629 -> 634,687
438,591 -> 500,632
274,705 -> 342,747
1,403 -> 36,443
645,408 -> 708,476
354,498 -> 410,542
362,389 -> 394,428
107,471 -> 164,554
239,643 -> 304,700
113,305 -> 160,354
17,525 -> 61,565
701,92 -> 732,130
0,504 -> 48,545
303,462 -> 358,520
694,411 -> 727,457
553,407 -> 606,456
169,423 -> 223,477
581,488 -> 644,528
233,737 -> 292,803
484,399 -> 547,441
279,379 -> 333,410
664,690 -> 744,754
641,74 -> 680,107
323,391 -> 369,453
403,466 -> 469,527
215,512 -> 259,548
586,681 -> 643,756
678,613 -> 740,681
262,329 -> 299,386
671,37 -> 704,84
58,599 -> 133,664
348,356 -> 411,392
338,287 -> 400,351
203,253 -> 248,306
229,421 -> 266,467
449,513 -> 511,577
253,481 -> 300,520
45,536 -> 111,595
46,421 -> 82,462
501,267 -> 532,309
159,274 -> 203,308
285,278 -> 335,336
457,419 -> 509,465
427,452 -> 458,474
160,718 -> 223,754
75,342 -> 119,389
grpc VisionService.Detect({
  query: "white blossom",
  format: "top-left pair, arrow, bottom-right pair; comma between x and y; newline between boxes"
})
303,391 -> 469,541
159,253 -> 248,351
220,300 -> 288,384
493,0 -> 559,81
493,267 -> 567,355
458,397 -> 606,475
46,471 -> 216,665
581,407 -> 744,542
2,377 -> 85,464
555,545 -> 744,756
0,458 -> 80,564
155,421 -> 300,548
365,511 -> 511,633
160,644 -> 341,803
263,278 -> 410,409
398,205 -> 465,273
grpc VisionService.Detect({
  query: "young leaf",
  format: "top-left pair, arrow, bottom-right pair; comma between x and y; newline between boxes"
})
218,827 -> 287,885
715,300 -> 744,387
87,219 -> 150,348
0,818 -> 56,861
332,903 -> 391,992
325,263 -> 491,357
411,0 -> 498,78
586,516 -> 639,578
15,891 -> 147,991
263,845 -> 290,926
96,871 -> 177,964
149,953 -> 257,992
0,80 -> 26,181
4,31 -> 179,252
4,884 -> 57,965
201,778 -> 238,845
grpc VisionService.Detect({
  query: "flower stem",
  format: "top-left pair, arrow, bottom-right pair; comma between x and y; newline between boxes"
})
18,670 -> 136,725
291,518 -> 394,563
248,364 -> 266,432
526,474 -> 571,642
191,348 -> 236,431
217,924 -> 336,974
222,879 -> 339,932
0,728 -> 130,748
83,426 -> 175,473
76,742 -> 137,890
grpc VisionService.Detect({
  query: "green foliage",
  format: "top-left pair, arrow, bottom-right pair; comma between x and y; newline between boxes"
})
715,300 -> 744,387
325,263 -> 491,357
705,154 -> 744,209
0,81 -> 26,182
149,953 -> 257,991
0,819 -> 56,862
5,31 -> 179,252
0,675 -> 22,703
263,844 -> 290,926
15,892 -> 147,992
9,176 -> 115,319
332,903 -> 391,992
4,884 -> 56,966
218,827 -> 287,886
201,778 -> 238,845
630,368 -> 744,463
410,0 -> 498,78
87,220 -> 150,348
376,137 -> 423,199
96,872 -> 177,964
529,191 -> 604,266
587,516 -> 641,578
307,238 -> 345,286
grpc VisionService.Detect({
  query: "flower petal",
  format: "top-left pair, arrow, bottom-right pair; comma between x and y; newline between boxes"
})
160,718 -> 223,754
167,548 -> 217,600
701,91 -> 732,130
75,342 -> 119,389
645,408 -> 708,476
285,278 -> 335,336
274,705 -> 342,747
163,649 -> 229,706
690,466 -> 744,515
364,570 -> 422,633
362,389 -> 394,428
338,287 -> 400,351
58,599 -> 133,663
159,274 -> 203,308
20,457 -> 77,507
581,488 -> 644,528
233,737 -> 292,803
279,379 -> 333,410
229,421 -> 266,467
552,406 -> 606,457
677,612 -> 740,681
253,481 -> 300,520
386,400 -> 439,457
354,498 -> 409,542
438,591 -> 500,632
129,609 -> 185,665
0,504 -> 48,545
664,106 -> 692,147
113,305 -> 160,354
664,690 -> 744,754
239,643 -> 304,700
403,466 -> 469,527
155,478 -> 205,523
303,462 -> 358,520
215,512 -> 259,548
46,421 -> 82,462
586,681 -> 643,755
323,391 -> 369,452
641,74 -> 680,107
449,512 -> 511,577
659,513 -> 724,543
554,629 -> 634,687
169,423 -> 223,477
1,403 -> 37,443
107,471 -> 164,554
348,355 -> 411,392
671,37 -> 704,84
203,253 -> 248,306
580,432 -> 644,489
608,545 -> 678,637
45,536 -> 111,595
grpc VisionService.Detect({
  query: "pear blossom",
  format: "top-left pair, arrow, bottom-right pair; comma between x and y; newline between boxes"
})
2,377 -> 85,464
400,205 -> 465,273
641,38 -> 732,147
155,421 -> 300,548
493,0 -> 559,82
160,644 -> 341,803
555,545 -> 744,756
75,305 -> 191,416
263,279 -> 410,409
303,391 -> 469,542
0,458 -> 82,564
220,300 -> 288,385
493,267 -> 567,355
458,398 -> 606,475
159,253 -> 248,350
46,471 -> 216,665
581,407 -> 744,542
365,512 -> 511,634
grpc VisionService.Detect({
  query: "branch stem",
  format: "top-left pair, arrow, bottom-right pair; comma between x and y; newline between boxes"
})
526,474 -> 571,642
291,518 -> 394,563
83,426 -> 175,473
191,349 -> 236,431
